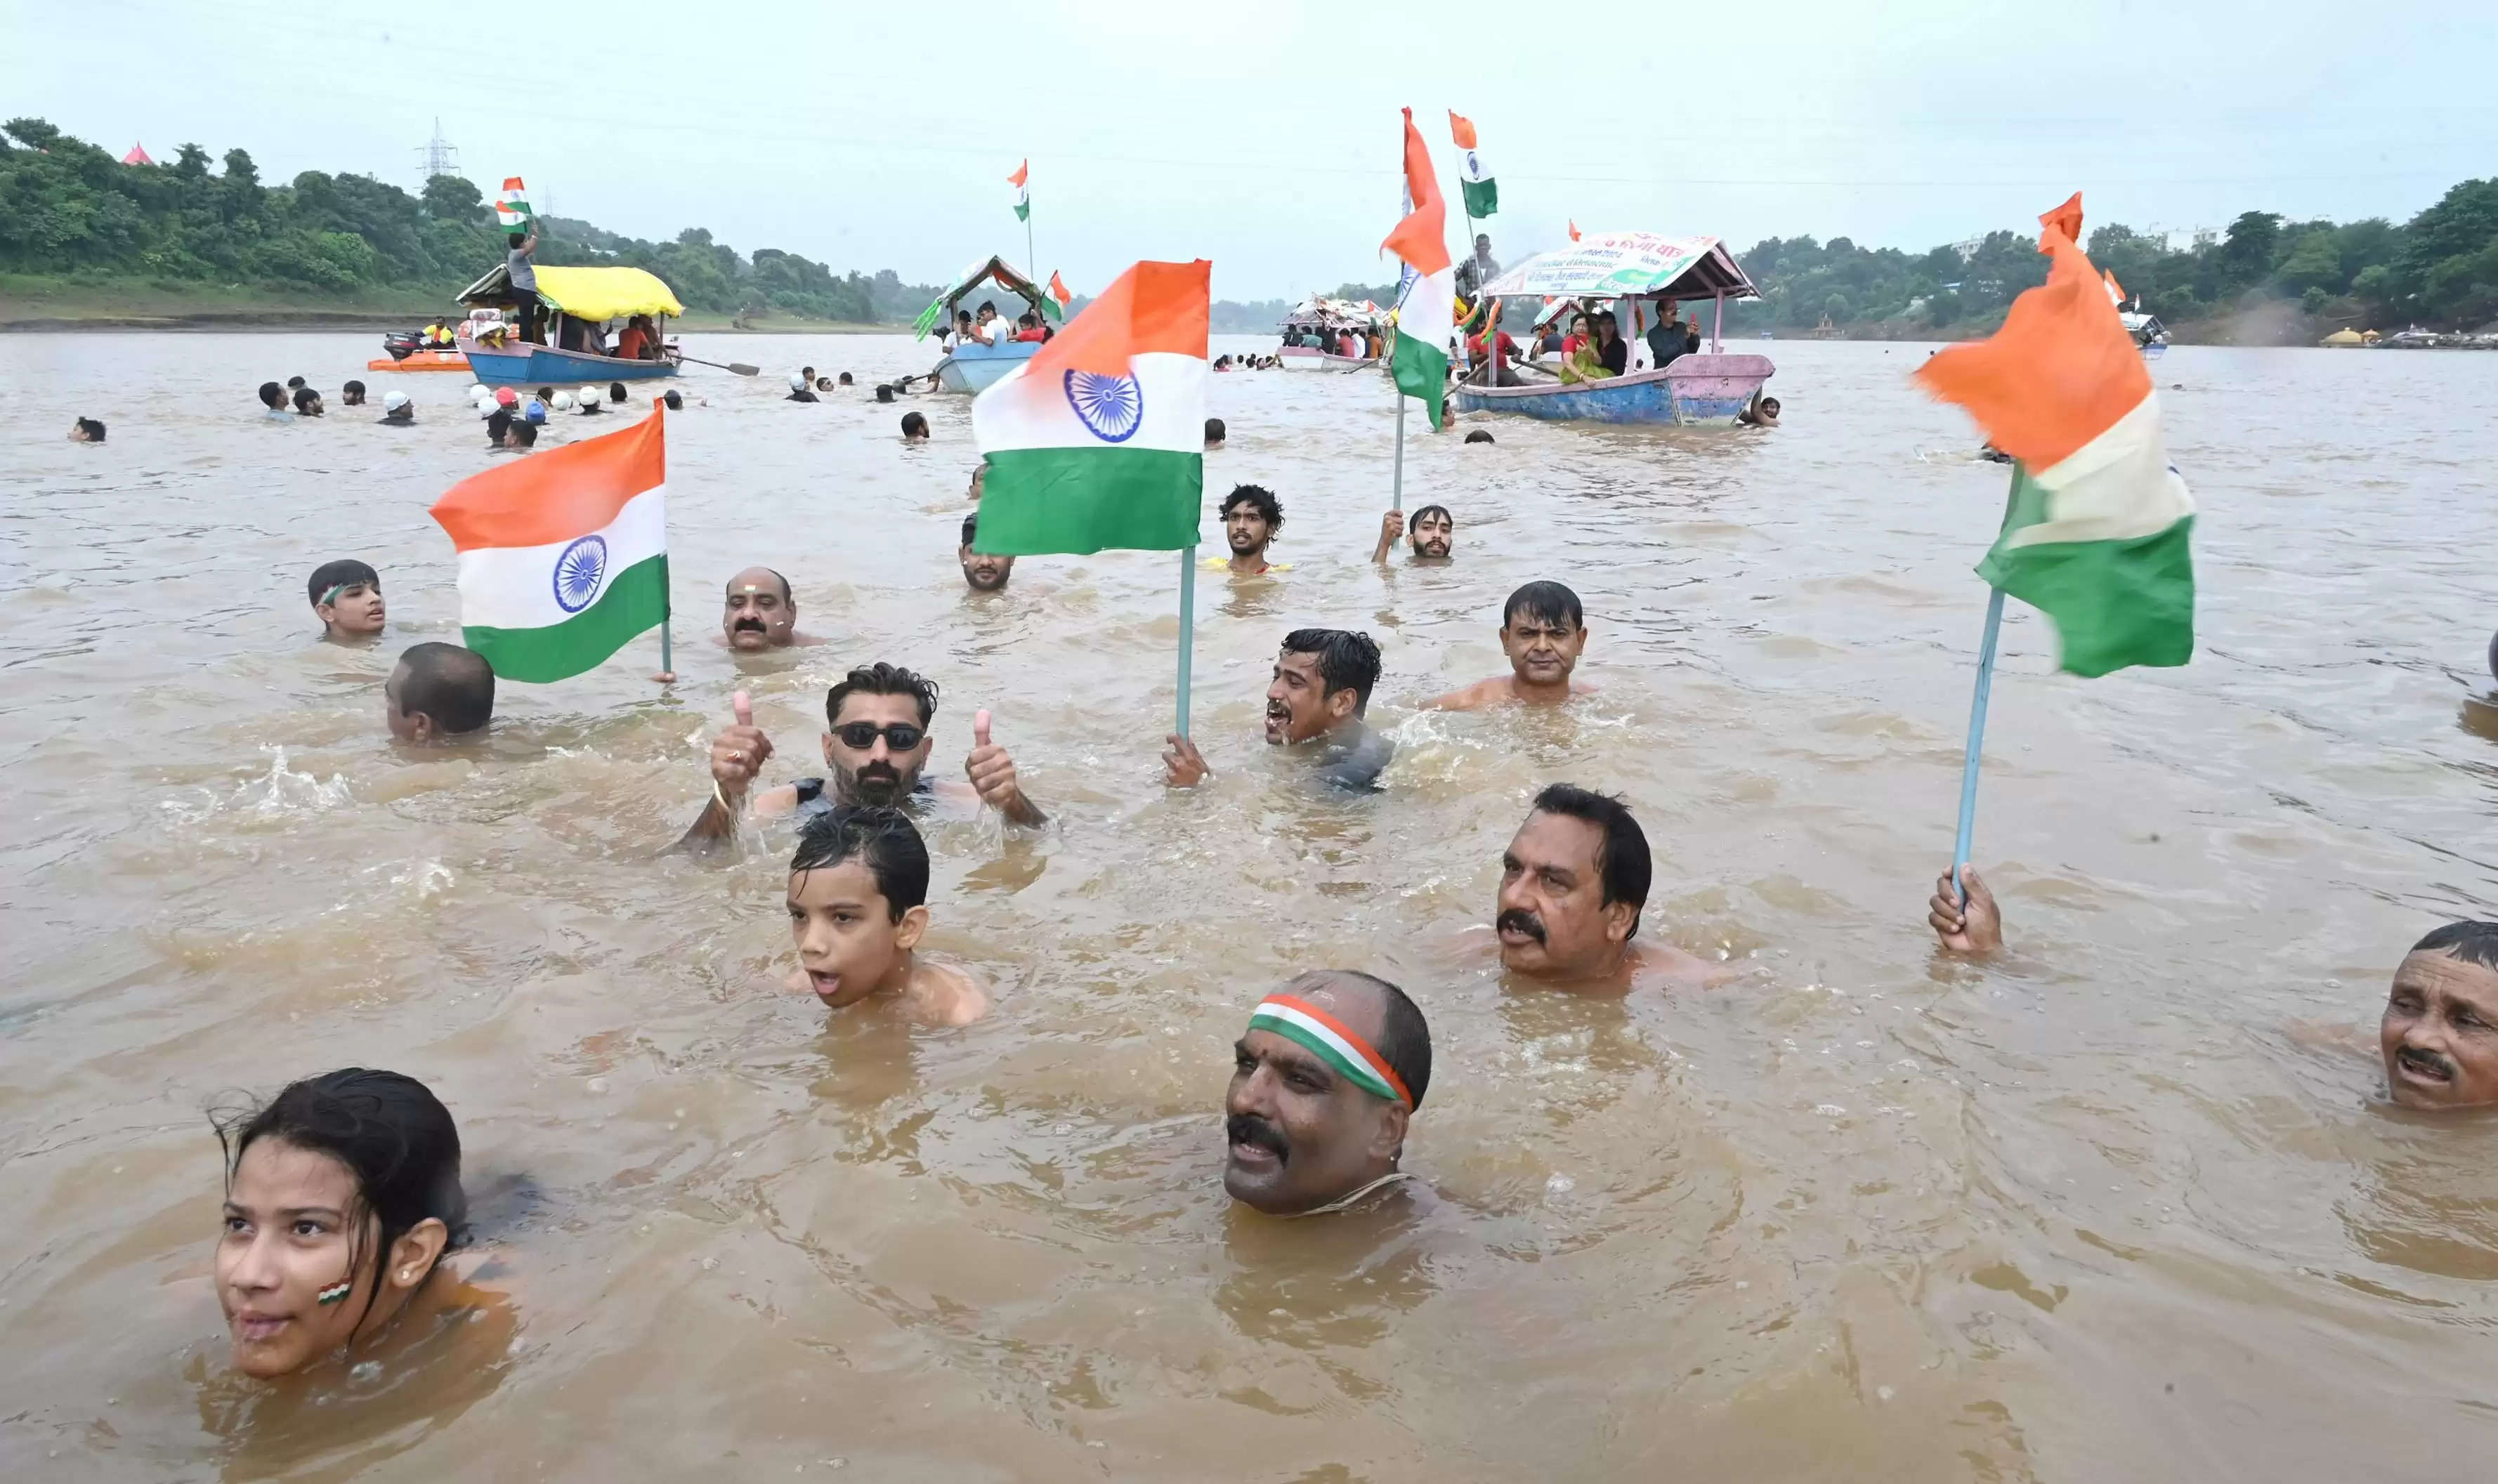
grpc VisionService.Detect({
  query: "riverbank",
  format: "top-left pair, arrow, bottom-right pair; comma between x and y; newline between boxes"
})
0,275 -> 889,334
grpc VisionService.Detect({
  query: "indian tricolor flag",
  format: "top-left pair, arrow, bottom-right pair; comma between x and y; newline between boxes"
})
495,176 -> 532,227
1009,159 -> 1030,223
970,258 -> 1208,556
1384,107 -> 1453,429
1916,201 -> 2195,678
429,406 -> 670,683
1449,110 -> 1497,218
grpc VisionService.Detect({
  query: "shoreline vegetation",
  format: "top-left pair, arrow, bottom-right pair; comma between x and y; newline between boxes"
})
6,119 -> 2492,346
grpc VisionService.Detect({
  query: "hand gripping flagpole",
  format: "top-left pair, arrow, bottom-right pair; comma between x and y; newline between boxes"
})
1951,468 -> 2021,902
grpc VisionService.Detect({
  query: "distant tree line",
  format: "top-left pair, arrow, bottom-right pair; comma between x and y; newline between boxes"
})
0,118 -> 941,323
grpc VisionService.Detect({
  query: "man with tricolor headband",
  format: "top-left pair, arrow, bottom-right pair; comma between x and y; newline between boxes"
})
1227,971 -> 1432,1216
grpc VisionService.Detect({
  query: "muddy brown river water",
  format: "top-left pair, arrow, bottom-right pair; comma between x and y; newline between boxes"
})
3,331 -> 2496,1480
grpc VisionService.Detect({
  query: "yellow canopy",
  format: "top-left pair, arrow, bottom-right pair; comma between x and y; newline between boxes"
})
531,266 -> 685,322
2320,327 -> 2365,347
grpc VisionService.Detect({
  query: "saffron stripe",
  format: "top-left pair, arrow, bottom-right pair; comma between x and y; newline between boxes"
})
1250,994 -> 1413,1108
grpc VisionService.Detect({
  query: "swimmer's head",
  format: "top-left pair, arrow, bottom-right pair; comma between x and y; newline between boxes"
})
1500,580 -> 1585,687
790,372 -> 809,392
213,1068 -> 466,1379
607,383 -> 627,403
2383,921 -> 2498,1110
1224,970 -> 1430,1215
341,380 -> 366,406
787,806 -> 929,1009
901,412 -> 929,441
1408,504 -> 1454,558
1219,484 -> 1283,557
1497,784 -> 1649,981
837,372 -> 854,386
258,381 -> 287,410
70,416 -> 105,443
721,566 -> 797,651
823,663 -> 940,806
1267,629 -> 1378,744
1463,429 -> 1494,445
385,642 -> 494,743
292,386 -> 323,416
1204,416 -> 1226,449
308,559 -> 385,638
381,390 -> 412,418
959,513 -> 1013,592
662,390 -> 683,410
576,388 -> 601,412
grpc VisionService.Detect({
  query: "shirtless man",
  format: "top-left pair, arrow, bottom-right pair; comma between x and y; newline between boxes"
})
1930,881 -> 2498,1112
719,567 -> 823,651
1482,784 -> 1719,992
678,662 -> 1043,848
1425,581 -> 1595,710
784,805 -> 988,1025
1224,971 -> 1432,1216
1163,629 -> 1392,793
1372,504 -> 1454,563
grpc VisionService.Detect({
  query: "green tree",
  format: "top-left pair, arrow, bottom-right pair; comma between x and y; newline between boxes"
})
421,173 -> 484,221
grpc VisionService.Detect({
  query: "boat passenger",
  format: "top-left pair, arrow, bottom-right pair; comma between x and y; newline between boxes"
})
292,386 -> 325,416
1686,320 -> 1703,356
787,372 -> 820,403
615,316 -> 658,361
1560,313 -> 1591,359
947,309 -> 975,349
341,379 -> 367,407
70,416 -> 106,442
258,382 -> 292,419
380,391 -> 416,426
211,1068 -> 477,1379
1013,313 -> 1047,343
386,642 -> 495,742
1465,313 -> 1521,386
1282,325 -> 1304,348
308,559 -> 386,641
1646,308 -> 1685,370
901,411 -> 929,442
973,301 -> 1006,345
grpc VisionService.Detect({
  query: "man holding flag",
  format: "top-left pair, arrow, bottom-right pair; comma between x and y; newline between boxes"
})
499,176 -> 540,341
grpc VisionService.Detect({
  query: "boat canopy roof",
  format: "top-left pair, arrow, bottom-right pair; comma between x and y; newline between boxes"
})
913,256 -> 1049,339
2117,309 -> 2166,332
1283,295 -> 1387,327
1478,233 -> 1760,303
457,264 -> 686,320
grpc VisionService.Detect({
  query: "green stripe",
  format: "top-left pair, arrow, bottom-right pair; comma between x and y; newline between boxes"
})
1980,485 -> 2194,678
462,553 -> 670,684
1460,176 -> 1498,217
1247,1010 -> 1400,1103
973,447 -> 1201,556
1391,329 -> 1447,428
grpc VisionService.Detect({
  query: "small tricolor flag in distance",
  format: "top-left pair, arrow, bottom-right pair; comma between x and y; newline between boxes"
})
971,260 -> 1208,556
1568,218 -> 1581,242
1448,110 -> 1498,218
1915,195 -> 2195,678
1382,108 -> 1453,428
496,176 -> 532,227
1009,159 -> 1031,222
429,406 -> 670,683
1046,270 -> 1073,317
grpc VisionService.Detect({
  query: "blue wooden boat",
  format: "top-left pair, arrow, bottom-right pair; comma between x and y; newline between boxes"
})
911,255 -> 1063,394
1462,232 -> 1774,426
450,264 -> 685,387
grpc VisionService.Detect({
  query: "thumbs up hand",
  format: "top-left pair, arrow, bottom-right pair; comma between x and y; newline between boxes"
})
963,707 -> 1024,813
709,688 -> 774,798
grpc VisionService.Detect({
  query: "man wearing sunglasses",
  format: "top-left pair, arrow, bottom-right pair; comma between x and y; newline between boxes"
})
675,662 -> 1045,850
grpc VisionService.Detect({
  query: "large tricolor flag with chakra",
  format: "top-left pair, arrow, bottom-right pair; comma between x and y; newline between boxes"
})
1384,107 -> 1454,429
495,176 -> 532,227
429,405 -> 669,683
969,258 -> 1208,556
1449,110 -> 1497,218
1916,197 -> 2195,676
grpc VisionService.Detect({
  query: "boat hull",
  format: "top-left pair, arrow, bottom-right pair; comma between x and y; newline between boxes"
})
2140,342 -> 2168,360
1279,346 -> 1377,372
457,339 -> 680,387
935,338 -> 1044,393
1456,354 -> 1774,424
367,350 -> 469,372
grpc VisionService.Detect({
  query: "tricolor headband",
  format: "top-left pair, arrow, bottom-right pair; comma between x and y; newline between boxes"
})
1248,994 -> 1413,1110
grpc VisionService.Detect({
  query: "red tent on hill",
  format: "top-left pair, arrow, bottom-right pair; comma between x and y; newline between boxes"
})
121,143 -> 153,165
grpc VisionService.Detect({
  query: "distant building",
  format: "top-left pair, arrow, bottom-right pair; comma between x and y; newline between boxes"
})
120,142 -> 152,165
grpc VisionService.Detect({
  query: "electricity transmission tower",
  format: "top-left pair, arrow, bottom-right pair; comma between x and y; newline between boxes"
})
416,119 -> 461,181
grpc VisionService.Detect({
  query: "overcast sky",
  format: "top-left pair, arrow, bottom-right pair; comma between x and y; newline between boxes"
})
8,0 -> 2490,299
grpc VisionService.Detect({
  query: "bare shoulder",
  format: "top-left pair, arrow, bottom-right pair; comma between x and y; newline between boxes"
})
1571,678 -> 1601,695
752,784 -> 800,818
2287,1019 -> 2375,1058
1423,676 -> 1507,712
1641,940 -> 1735,988
915,960 -> 993,1026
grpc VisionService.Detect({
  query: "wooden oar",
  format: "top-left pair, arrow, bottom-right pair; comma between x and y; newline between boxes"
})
676,355 -> 760,376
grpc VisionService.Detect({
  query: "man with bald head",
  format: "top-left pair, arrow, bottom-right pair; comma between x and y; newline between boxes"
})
1486,784 -> 1720,992
719,567 -> 822,650
1224,971 -> 1433,1216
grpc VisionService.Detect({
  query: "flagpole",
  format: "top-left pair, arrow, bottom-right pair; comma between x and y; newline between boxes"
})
1951,470 -> 2022,902
1390,393 -> 1406,511
1175,546 -> 1197,739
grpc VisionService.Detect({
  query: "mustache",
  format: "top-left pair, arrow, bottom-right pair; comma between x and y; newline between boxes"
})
1418,540 -> 1450,555
731,617 -> 766,631
2399,1045 -> 2458,1079
1496,908 -> 1546,943
1227,1112 -> 1288,1160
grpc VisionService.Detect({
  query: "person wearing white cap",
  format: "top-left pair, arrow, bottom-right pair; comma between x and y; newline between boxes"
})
786,372 -> 820,404
577,387 -> 606,416
379,390 -> 416,425
551,390 -> 575,412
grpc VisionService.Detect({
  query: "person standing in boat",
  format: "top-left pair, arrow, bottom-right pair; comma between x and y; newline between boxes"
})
1646,307 -> 1685,372
505,228 -> 542,343
1454,233 -> 1499,303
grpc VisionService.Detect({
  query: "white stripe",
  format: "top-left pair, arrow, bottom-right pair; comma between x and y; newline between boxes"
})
1401,266 -> 1453,340
974,350 -> 1204,455
1260,1004 -> 1391,1086
456,484 -> 667,631
2008,393 -> 2196,549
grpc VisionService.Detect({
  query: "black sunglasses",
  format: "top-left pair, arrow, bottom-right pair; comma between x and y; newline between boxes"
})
832,722 -> 924,751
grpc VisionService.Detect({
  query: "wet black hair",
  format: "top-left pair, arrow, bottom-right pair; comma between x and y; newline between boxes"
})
1410,504 -> 1453,530
978,299 -> 998,315
2410,921 -> 2498,973
837,372 -> 854,385
511,421 -> 538,449
1504,580 -> 1583,631
608,382 -> 627,402
1219,483 -> 1283,532
537,386 -> 555,400
1204,416 -> 1226,444
259,381 -> 285,408
308,558 -> 380,608
486,409 -> 513,444
1280,628 -> 1381,714
960,513 -> 979,548
215,1068 -> 468,1334
790,806 -> 929,921
292,386 -> 320,412
74,416 -> 107,442
1463,429 -> 1494,445
662,390 -> 684,410
901,412 -> 929,437
802,365 -> 815,378
826,662 -> 939,728
1529,784 -> 1652,938
341,379 -> 366,398
287,376 -> 306,389
1294,970 -> 1433,1112
1017,313 -> 1036,328
876,384 -> 896,403
395,642 -> 495,735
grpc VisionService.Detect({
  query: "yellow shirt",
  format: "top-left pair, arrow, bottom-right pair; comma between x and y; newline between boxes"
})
1203,557 -> 1291,573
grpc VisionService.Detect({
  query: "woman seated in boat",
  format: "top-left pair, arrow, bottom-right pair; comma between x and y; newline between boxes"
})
1557,311 -> 1630,384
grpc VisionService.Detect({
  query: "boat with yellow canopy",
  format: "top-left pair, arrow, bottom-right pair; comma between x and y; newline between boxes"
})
450,264 -> 686,386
